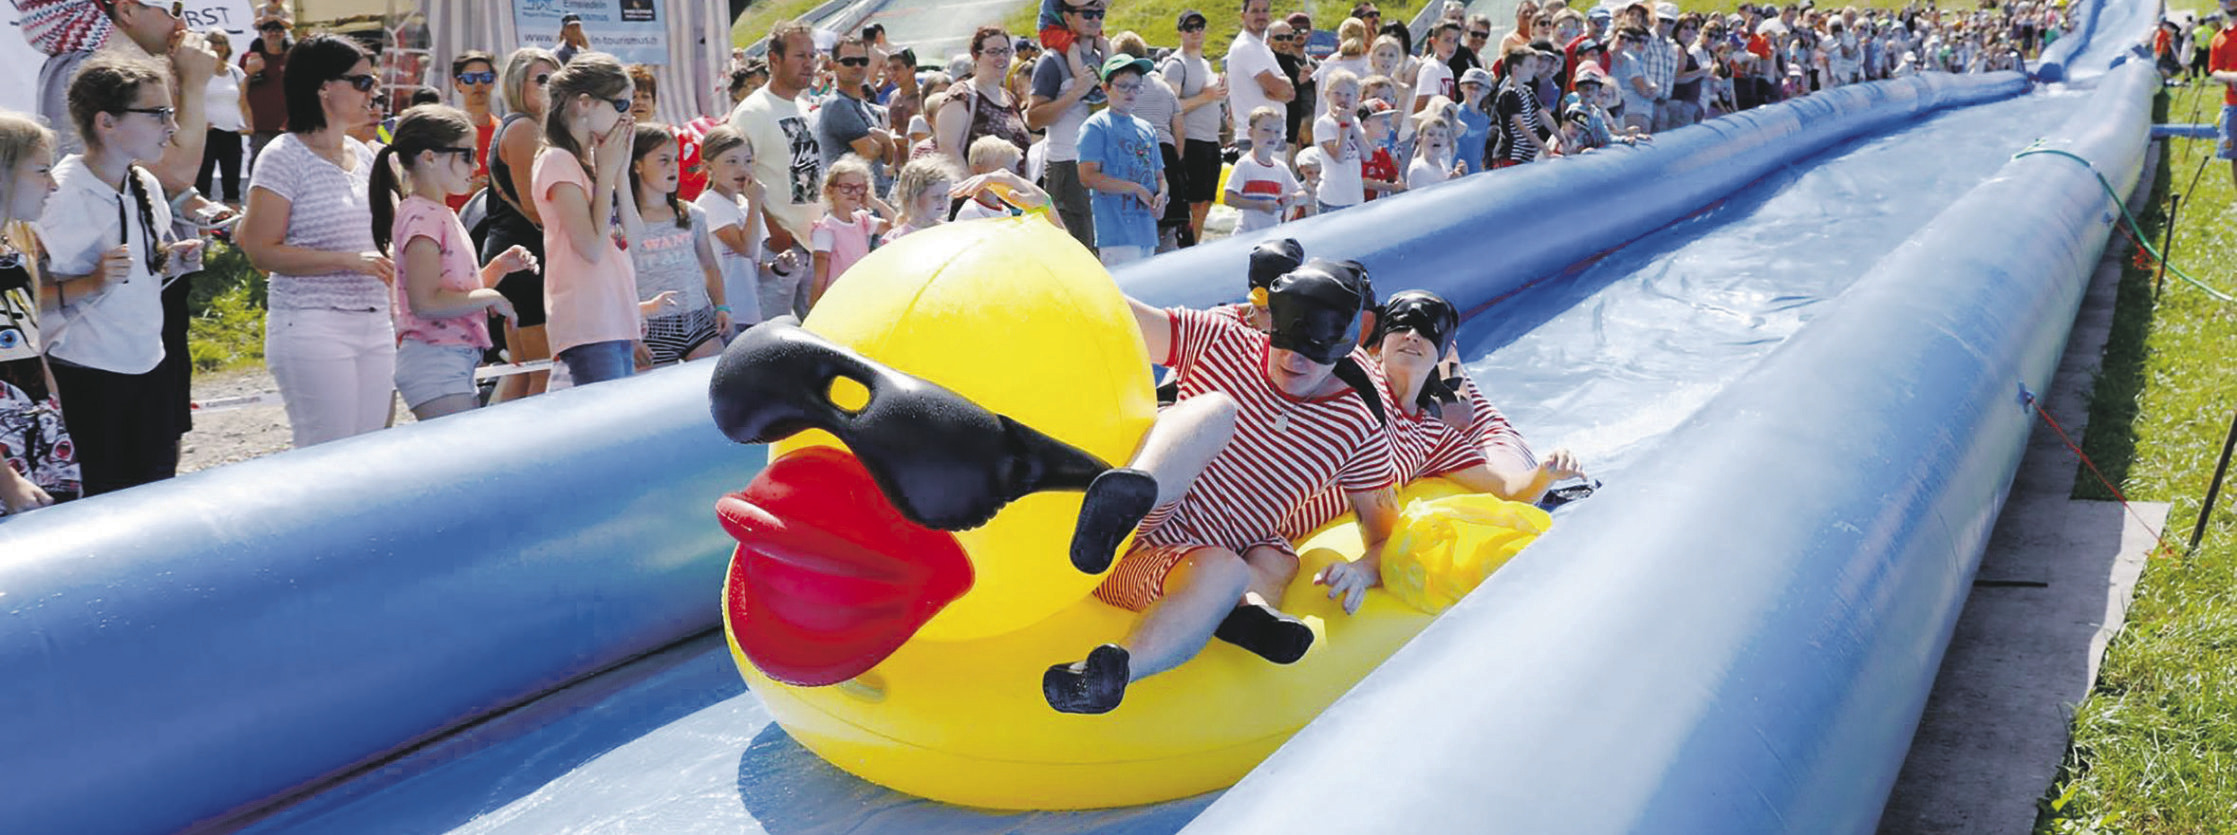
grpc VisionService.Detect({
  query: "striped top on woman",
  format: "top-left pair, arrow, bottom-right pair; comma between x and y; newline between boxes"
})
1279,361 -> 1486,539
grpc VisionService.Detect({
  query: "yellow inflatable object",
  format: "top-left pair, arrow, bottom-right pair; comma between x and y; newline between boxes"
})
1215,161 -> 1234,206
725,216 -> 1550,809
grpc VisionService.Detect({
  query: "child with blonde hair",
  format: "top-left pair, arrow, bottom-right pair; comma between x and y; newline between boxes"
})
1224,107 -> 1306,233
1406,110 -> 1465,189
1311,70 -> 1367,212
369,105 -> 532,419
0,112 -> 76,514
693,125 -> 796,335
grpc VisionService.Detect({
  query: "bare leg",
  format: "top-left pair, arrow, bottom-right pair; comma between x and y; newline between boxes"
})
1123,547 -> 1252,680
1188,200 -> 1211,244
1070,393 -> 1239,573
493,323 -> 552,403
1238,543 -> 1301,609
1044,546 -> 1251,714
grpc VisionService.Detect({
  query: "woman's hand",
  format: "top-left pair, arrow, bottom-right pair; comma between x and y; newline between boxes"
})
1314,557 -> 1382,615
491,244 -> 540,277
1538,448 -> 1585,481
342,250 -> 396,285
1,467 -> 55,514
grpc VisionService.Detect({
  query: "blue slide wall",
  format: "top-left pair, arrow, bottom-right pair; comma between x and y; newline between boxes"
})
0,63 -> 2084,835
1185,59 -> 2156,835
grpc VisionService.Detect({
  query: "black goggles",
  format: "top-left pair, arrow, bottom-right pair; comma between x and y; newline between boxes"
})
1376,290 -> 1459,355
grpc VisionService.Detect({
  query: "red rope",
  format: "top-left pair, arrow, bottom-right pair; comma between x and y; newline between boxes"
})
2028,397 -> 2180,559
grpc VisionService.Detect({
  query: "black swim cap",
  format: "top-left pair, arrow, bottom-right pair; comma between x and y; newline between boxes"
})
1375,290 -> 1460,357
1247,238 -> 1306,292
1267,258 -> 1372,365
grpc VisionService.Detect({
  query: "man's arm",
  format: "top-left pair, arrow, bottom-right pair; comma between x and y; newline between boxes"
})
1026,58 -> 1096,129
1253,68 -> 1296,103
1315,485 -> 1399,614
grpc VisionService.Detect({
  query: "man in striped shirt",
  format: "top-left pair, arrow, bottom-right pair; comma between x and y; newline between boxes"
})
1049,259 -> 1401,715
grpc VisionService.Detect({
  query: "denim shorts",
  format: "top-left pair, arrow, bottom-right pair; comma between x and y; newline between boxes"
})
2219,104 -> 2237,161
393,339 -> 483,409
557,339 -> 636,387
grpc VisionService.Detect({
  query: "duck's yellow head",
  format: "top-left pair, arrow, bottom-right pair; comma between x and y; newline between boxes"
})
715,217 -> 1155,686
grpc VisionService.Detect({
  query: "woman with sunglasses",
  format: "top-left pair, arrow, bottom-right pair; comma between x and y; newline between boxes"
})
482,47 -> 561,402
39,55 -> 205,495
237,34 -> 399,449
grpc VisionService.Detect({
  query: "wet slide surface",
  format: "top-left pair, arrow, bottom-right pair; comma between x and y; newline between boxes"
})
240,88 -> 2087,835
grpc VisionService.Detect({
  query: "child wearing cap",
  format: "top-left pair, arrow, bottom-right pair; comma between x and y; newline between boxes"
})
1225,107 -> 1307,233
1358,98 -> 1405,199
1455,67 -> 1494,173
1046,258 -> 1401,715
1076,54 -> 1168,266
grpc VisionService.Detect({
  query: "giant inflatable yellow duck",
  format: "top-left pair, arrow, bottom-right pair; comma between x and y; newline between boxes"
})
709,216 -> 1549,810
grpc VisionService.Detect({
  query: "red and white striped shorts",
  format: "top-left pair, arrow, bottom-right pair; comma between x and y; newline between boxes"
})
1091,502 -> 1297,611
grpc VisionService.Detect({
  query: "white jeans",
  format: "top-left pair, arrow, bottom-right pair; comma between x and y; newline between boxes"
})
266,307 -> 397,448
1097,245 -> 1147,267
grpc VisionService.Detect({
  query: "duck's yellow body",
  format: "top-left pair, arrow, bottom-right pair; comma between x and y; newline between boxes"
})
720,216 -> 1549,809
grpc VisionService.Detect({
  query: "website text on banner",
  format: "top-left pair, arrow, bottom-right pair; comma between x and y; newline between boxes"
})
515,0 -> 668,66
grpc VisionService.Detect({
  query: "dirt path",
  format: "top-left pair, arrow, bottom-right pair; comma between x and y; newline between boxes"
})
179,368 -> 413,474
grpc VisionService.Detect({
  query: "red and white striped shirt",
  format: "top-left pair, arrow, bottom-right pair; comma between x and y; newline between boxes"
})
1278,361 -> 1486,538
1138,308 -> 1396,555
1457,372 -> 1538,471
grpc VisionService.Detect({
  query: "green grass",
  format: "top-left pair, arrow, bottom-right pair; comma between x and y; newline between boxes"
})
733,0 -> 842,49
184,241 -> 267,373
2032,74 -> 2237,834
1001,0 -> 1438,54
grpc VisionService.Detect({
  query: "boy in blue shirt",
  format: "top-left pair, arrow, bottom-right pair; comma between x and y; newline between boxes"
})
1077,54 -> 1169,266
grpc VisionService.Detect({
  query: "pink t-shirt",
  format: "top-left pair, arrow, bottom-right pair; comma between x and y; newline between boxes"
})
391,196 -> 492,349
809,209 -> 877,284
533,149 -> 641,355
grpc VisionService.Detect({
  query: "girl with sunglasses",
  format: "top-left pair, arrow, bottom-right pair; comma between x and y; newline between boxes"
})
482,47 -> 560,402
533,52 -> 678,387
40,56 -> 204,495
238,34 -> 397,449
368,105 -> 532,420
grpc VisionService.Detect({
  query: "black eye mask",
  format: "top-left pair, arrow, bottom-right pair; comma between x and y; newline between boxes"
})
708,320 -> 1112,531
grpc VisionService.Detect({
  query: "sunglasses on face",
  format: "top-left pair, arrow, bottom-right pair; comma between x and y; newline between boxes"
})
456,70 -> 496,85
431,146 -> 477,163
258,22 -> 286,32
1180,22 -> 1207,32
1469,29 -> 1491,38
117,105 -> 177,122
533,73 -> 552,86
130,0 -> 184,17
1271,33 -> 1295,41
334,74 -> 379,92
837,56 -> 871,67
608,97 -> 632,113
1064,5 -> 1106,19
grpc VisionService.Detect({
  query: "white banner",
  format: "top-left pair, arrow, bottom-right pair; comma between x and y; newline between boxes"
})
3,1 -> 254,121
515,0 -> 669,66
180,0 -> 257,40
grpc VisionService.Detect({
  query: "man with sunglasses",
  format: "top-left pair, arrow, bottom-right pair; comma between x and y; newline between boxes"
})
814,37 -> 900,192
1027,0 -> 1110,250
239,18 -> 294,157
1451,13 -> 1493,79
1225,0 -> 1295,152
447,50 -> 501,211
1275,13 -> 1316,151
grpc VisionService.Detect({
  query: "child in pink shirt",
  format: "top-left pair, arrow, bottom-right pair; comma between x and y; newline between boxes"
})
806,155 -> 892,310
370,105 -> 533,419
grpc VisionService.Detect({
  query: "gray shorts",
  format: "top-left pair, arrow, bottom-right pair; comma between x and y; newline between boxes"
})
1045,160 -> 1096,250
393,339 -> 483,409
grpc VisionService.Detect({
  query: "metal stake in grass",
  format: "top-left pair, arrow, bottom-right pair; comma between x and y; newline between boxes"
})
2191,407 -> 2237,552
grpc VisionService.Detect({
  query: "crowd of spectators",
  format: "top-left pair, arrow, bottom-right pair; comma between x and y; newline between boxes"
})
0,0 -> 2072,517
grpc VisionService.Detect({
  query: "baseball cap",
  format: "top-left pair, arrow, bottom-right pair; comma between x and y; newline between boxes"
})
1357,98 -> 1399,119
1656,2 -> 1679,19
560,12 -> 582,24
1177,9 -> 1208,28
1588,6 -> 1612,21
1573,61 -> 1608,84
1573,35 -> 1605,53
1459,67 -> 1495,87
1098,53 -> 1155,80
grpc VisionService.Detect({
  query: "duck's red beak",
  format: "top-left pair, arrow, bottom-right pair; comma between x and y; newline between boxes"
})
717,446 -> 974,687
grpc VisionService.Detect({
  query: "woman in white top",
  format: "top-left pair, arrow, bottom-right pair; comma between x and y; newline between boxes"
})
236,35 -> 398,448
197,29 -> 253,206
1311,18 -> 1374,123
38,55 -> 206,495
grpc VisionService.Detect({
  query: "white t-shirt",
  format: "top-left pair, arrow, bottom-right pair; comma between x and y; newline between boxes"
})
1413,60 -> 1455,106
1310,114 -> 1365,207
206,65 -> 249,133
38,156 -> 172,374
952,197 -> 1012,222
1225,153 -> 1298,232
1224,29 -> 1284,135
693,189 -> 765,326
727,88 -> 824,243
1407,155 -> 1454,190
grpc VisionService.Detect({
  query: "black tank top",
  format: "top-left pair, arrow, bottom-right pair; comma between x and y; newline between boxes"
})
484,112 -> 539,237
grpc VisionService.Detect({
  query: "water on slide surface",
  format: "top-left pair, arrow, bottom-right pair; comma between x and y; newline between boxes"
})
239,87 -> 2086,835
